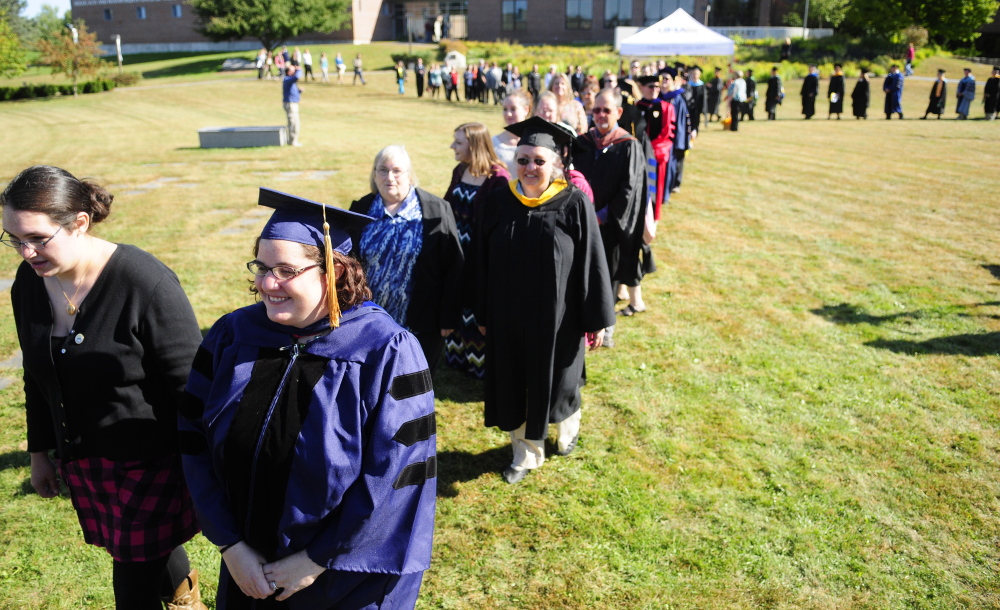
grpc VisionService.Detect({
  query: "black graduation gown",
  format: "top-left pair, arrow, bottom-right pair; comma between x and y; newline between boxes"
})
829,74 -> 845,113
349,189 -> 464,336
706,77 -> 722,115
574,130 -> 647,286
687,82 -> 706,131
765,76 -> 782,112
475,185 -> 615,440
983,77 -> 999,114
851,79 -> 870,117
801,74 -> 819,118
926,80 -> 947,115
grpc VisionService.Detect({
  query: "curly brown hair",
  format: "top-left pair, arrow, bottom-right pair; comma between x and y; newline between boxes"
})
250,237 -> 372,311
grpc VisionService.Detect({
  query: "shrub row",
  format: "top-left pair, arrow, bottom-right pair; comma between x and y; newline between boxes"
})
0,79 -> 117,102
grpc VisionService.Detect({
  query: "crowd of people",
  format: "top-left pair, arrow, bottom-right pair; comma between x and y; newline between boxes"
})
2,53 -> 698,600
410,57 -> 1000,125
6,48 -> 998,609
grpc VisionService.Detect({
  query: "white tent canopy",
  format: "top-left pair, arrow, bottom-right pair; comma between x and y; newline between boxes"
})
619,8 -> 735,57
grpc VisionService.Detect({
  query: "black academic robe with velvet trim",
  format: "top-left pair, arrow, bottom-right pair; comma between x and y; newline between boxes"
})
574,130 -> 648,286
476,184 -> 615,441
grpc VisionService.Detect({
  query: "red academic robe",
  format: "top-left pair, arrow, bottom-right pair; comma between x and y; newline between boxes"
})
635,97 -> 675,219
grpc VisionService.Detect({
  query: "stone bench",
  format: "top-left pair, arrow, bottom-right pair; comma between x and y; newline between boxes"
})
199,126 -> 287,149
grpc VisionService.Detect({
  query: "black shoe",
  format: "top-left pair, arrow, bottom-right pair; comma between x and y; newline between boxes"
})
502,467 -> 528,484
556,435 -> 578,456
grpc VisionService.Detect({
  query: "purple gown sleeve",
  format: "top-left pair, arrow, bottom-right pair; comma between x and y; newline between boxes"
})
305,330 -> 436,574
178,316 -> 242,546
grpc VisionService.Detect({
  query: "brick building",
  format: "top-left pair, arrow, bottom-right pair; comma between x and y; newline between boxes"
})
76,0 -> 796,52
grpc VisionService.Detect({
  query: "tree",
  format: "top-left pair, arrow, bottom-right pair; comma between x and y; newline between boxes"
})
0,0 -> 32,40
33,4 -> 72,44
845,0 -> 1000,43
189,0 -> 350,52
0,17 -> 27,78
36,21 -> 105,96
782,0 -> 851,28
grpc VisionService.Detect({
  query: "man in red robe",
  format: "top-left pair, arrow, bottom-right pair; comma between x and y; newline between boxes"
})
634,75 -> 675,221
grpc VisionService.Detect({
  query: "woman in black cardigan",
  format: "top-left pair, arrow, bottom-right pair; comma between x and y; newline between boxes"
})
2,166 -> 206,608
349,145 -> 464,369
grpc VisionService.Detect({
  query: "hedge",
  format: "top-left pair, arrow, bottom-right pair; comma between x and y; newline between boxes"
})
0,79 -> 116,102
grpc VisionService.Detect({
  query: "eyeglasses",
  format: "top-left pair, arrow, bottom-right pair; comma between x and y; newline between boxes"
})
247,260 -> 322,281
376,167 -> 407,179
516,157 -> 548,167
0,226 -> 62,251
592,107 -> 614,115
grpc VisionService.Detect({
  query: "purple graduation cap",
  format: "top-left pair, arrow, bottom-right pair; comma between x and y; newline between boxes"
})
258,187 -> 372,255
258,187 -> 373,328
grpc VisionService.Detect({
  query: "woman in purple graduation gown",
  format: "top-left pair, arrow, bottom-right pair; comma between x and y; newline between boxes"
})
179,188 -> 437,609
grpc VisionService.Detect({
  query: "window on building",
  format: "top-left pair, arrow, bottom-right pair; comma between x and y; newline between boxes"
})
565,0 -> 591,29
711,0 -> 758,26
172,4 -> 182,17
502,0 -> 527,30
604,0 -> 631,28
103,8 -> 113,20
644,0 -> 693,25
136,6 -> 147,19
438,0 -> 468,15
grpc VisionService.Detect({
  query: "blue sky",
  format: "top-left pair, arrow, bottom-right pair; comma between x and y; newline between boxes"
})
24,0 -> 72,18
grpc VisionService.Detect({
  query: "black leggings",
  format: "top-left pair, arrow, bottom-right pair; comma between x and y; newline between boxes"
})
112,545 -> 190,609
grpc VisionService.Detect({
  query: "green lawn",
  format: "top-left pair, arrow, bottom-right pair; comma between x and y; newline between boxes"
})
0,41 -> 438,87
0,64 -> 998,609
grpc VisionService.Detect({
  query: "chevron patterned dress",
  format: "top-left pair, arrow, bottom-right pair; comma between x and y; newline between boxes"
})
444,181 -> 486,378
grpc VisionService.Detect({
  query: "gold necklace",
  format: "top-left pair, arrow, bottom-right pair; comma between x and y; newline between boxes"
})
58,253 -> 93,316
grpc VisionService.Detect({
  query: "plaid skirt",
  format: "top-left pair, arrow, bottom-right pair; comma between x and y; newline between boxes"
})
59,453 -> 199,562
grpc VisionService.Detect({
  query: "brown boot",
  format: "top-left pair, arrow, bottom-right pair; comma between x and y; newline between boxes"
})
165,569 -> 208,610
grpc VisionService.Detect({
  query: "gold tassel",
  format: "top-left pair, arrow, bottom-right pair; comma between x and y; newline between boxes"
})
322,207 -> 341,329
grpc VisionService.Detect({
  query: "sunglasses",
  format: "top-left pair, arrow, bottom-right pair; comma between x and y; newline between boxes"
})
592,107 -> 614,115
516,157 -> 548,166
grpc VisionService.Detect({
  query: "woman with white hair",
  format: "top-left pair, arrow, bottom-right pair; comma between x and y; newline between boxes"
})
476,117 -> 615,485
350,146 -> 464,369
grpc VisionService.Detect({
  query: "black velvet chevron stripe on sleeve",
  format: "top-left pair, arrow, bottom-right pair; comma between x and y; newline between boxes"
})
191,346 -> 215,381
388,369 -> 433,401
392,413 -> 437,447
392,456 -> 438,489
177,391 -> 205,420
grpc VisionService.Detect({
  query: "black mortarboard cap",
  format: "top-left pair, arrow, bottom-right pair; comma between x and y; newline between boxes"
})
637,75 -> 661,86
258,187 -> 372,255
505,116 -> 576,154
